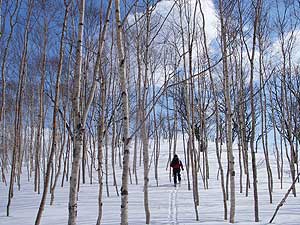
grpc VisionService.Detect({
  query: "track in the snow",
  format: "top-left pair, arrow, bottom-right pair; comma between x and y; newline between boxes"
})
168,185 -> 179,225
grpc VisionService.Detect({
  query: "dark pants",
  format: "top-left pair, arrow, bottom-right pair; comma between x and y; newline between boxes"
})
173,168 -> 181,184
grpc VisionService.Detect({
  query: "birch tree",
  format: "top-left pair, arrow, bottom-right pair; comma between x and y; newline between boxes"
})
198,0 -> 227,219
7,0 -> 33,216
115,0 -> 130,223
95,0 -> 113,224
34,1 -> 70,223
68,1 -> 86,224
246,0 -> 262,221
217,0 -> 235,222
0,0 -> 20,189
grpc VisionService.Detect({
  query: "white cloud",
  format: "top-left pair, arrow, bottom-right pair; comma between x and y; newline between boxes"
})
126,0 -> 219,87
271,29 -> 300,66
151,0 -> 219,84
152,0 -> 218,45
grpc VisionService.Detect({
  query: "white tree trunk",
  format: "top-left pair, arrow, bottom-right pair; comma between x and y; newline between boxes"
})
95,1 -> 113,224
7,0 -> 33,216
115,0 -> 130,224
35,2 -> 69,224
68,1 -> 85,224
198,0 -> 227,219
218,0 -> 235,222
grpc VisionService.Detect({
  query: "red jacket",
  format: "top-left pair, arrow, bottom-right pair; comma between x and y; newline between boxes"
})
170,159 -> 183,170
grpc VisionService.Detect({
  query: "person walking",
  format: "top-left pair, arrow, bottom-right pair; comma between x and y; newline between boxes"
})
170,154 -> 184,186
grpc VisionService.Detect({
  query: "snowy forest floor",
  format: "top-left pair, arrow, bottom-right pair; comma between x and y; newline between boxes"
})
1,139 -> 300,225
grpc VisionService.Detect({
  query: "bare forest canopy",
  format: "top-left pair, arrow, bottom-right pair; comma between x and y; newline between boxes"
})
1,0 -> 300,224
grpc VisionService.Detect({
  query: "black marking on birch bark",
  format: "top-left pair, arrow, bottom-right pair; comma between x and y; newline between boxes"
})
124,149 -> 129,154
68,203 -> 78,210
77,123 -> 82,130
231,171 -> 235,176
121,189 -> 128,196
120,59 -> 125,67
122,138 -> 131,146
121,91 -> 126,96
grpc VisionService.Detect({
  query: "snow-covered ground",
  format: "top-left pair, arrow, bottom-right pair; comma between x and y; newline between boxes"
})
1,139 -> 300,225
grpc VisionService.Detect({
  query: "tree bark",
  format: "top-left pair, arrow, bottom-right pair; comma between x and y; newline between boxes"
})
198,0 -> 227,219
218,0 -> 235,222
7,0 -> 33,216
35,2 -> 69,224
95,1 -> 113,224
68,0 -> 85,224
115,0 -> 131,224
